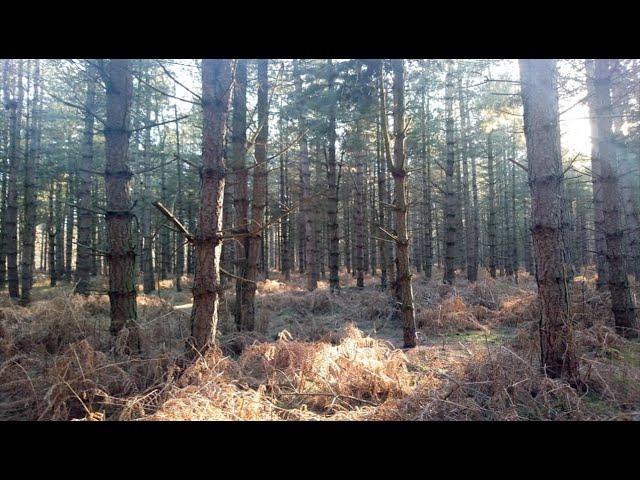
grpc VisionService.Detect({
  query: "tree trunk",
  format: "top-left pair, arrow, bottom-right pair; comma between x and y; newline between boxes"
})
380,59 -> 416,348
585,59 -> 609,290
326,62 -> 339,292
55,180 -> 65,282
458,76 -> 474,282
279,108 -> 291,282
593,59 -> 637,338
65,176 -> 75,282
140,101 -> 156,294
104,59 -> 139,353
242,59 -> 269,330
0,60 -> 9,291
354,123 -> 366,289
5,59 -> 22,299
174,107 -> 184,292
229,59 -> 250,329
487,132 -> 497,279
47,179 -> 57,286
376,116 -> 390,288
75,61 -> 96,295
20,60 -> 40,304
294,60 -> 316,291
421,86 -> 433,281
510,159 -> 519,283
519,58 -> 578,381
190,59 -> 233,351
443,60 -> 457,285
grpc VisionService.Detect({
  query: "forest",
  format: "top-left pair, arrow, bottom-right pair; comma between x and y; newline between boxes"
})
0,58 -> 638,421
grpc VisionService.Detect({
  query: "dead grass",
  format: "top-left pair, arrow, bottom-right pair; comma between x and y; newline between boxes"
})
0,267 -> 638,421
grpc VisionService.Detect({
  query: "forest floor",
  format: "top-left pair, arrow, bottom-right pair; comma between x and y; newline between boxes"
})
1,267 -> 639,421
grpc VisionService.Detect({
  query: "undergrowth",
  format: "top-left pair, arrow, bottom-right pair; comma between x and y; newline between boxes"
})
0,268 -> 638,421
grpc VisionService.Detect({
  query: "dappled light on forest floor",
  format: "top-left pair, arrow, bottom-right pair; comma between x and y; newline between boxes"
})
0,269 -> 639,420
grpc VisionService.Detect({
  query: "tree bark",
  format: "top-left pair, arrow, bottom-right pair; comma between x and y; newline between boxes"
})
65,174 -> 75,282
229,59 -> 250,329
5,59 -> 22,298
593,59 -> 637,338
354,121 -> 366,289
585,59 -> 609,290
104,59 -> 139,353
443,60 -> 457,285
519,58 -> 578,381
20,60 -> 40,304
190,59 -> 233,351
0,60 -> 9,291
326,62 -> 340,292
47,179 -> 57,286
140,100 -> 156,294
294,60 -> 316,291
242,59 -> 269,330
174,106 -> 184,292
75,61 -> 96,295
380,59 -> 417,348
487,132 -> 497,279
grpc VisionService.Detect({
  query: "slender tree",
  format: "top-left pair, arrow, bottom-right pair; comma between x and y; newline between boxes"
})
326,59 -> 340,293
190,59 -> 233,351
519,59 -> 578,382
379,59 -> 417,348
593,59 -> 637,338
487,131 -> 497,279
443,60 -> 457,285
75,61 -> 97,295
103,59 -> 139,352
20,60 -> 40,304
242,59 -> 269,331
294,60 -> 316,291
5,60 -> 23,298
230,59 -> 250,329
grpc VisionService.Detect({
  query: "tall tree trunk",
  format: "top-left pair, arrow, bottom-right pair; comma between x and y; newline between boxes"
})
5,59 -> 22,298
20,60 -> 40,304
0,60 -> 9,291
104,59 -> 139,353
140,101 -> 155,294
487,132 -> 497,279
294,60 -> 316,291
421,86 -> 433,281
593,59 -> 637,338
510,159 -> 519,283
230,59 -> 250,329
326,62 -> 340,292
443,60 -> 457,285
174,107 -> 184,292
458,76 -> 473,282
503,154 -> 514,278
344,189 -> 351,274
75,61 -> 96,295
519,58 -> 578,381
159,132 -> 170,281
91,186 -> 100,276
65,176 -> 75,282
47,179 -> 57,286
190,59 -> 233,351
241,59 -> 269,331
354,123 -> 366,289
55,179 -> 65,281
376,115 -> 390,288
279,105 -> 291,282
312,145 -> 323,284
380,59 -> 416,348
585,59 -> 609,290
